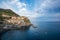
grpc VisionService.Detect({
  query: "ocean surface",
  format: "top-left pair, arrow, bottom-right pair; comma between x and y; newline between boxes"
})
1,21 -> 60,40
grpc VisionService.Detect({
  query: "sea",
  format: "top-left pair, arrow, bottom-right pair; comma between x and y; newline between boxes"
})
1,21 -> 60,40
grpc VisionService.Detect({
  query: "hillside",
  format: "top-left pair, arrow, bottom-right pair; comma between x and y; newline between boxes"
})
0,8 -> 19,22
0,8 -> 31,29
0,8 -> 19,17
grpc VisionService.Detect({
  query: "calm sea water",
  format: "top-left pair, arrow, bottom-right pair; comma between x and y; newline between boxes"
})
1,21 -> 60,40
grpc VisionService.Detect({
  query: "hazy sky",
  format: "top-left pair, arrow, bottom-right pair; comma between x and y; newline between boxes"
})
0,0 -> 60,21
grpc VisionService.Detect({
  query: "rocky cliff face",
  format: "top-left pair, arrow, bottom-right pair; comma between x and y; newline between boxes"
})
0,9 -> 31,28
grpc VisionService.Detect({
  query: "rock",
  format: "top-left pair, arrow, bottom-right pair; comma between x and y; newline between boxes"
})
0,8 -> 32,30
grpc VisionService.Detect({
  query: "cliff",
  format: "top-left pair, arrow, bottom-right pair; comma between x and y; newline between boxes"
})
0,8 -> 31,29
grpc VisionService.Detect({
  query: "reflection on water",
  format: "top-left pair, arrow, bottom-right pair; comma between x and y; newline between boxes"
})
1,21 -> 60,40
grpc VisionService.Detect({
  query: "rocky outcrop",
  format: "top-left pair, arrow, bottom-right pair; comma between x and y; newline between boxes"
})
0,9 -> 32,29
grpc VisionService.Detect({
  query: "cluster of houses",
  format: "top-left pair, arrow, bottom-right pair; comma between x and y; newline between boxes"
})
1,14 -> 31,29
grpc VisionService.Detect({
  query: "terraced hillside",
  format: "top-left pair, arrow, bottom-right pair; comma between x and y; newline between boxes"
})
0,8 -> 19,17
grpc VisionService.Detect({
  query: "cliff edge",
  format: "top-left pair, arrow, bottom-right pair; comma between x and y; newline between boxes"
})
0,8 -> 31,29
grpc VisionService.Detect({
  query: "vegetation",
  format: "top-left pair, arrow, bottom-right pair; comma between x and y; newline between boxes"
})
0,8 -> 19,17
0,8 -> 19,26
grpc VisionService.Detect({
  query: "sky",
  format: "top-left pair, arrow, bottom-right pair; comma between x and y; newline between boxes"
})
0,0 -> 60,21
